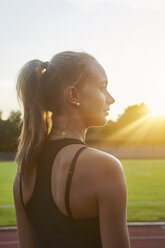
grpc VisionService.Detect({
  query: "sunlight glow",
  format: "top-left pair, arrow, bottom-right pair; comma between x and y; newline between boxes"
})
97,111 -> 165,148
149,107 -> 165,118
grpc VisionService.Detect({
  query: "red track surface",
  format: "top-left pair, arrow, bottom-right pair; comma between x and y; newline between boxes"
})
0,225 -> 165,248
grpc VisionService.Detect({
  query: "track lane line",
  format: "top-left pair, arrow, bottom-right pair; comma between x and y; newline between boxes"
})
130,236 -> 165,240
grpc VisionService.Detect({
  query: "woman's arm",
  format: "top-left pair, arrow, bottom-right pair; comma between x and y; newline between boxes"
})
13,170 -> 36,248
95,155 -> 131,248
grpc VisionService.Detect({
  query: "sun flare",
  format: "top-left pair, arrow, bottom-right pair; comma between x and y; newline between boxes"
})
149,106 -> 165,118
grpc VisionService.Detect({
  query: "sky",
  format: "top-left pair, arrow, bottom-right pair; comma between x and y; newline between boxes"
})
0,0 -> 165,121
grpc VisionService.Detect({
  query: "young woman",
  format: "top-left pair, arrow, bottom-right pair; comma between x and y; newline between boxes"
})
13,51 -> 130,248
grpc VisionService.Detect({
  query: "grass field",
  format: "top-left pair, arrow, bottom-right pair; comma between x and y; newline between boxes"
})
121,159 -> 165,222
0,159 -> 165,226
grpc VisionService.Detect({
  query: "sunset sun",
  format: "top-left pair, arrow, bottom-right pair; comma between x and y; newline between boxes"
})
149,104 -> 165,117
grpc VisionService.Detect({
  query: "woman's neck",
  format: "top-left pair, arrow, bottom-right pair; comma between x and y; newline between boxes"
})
49,115 -> 87,142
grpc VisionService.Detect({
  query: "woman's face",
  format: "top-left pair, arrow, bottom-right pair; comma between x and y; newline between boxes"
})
79,61 -> 115,127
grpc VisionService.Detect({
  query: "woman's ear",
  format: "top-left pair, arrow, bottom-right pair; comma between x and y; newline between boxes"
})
64,85 -> 79,105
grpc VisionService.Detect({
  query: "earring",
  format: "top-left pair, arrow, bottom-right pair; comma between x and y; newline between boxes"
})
76,102 -> 80,106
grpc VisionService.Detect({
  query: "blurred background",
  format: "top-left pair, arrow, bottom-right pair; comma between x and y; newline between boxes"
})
0,0 -> 165,229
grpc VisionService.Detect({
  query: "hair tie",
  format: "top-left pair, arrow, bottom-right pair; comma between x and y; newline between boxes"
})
41,61 -> 49,75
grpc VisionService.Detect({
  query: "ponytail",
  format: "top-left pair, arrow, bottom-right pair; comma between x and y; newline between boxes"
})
15,60 -> 52,174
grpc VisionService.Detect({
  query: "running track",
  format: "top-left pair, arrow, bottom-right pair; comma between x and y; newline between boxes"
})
0,224 -> 165,248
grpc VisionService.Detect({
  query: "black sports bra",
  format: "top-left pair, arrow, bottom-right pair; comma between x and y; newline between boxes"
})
20,138 -> 102,248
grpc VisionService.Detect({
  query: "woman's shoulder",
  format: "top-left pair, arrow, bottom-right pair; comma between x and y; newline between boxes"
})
79,145 -> 124,186
82,145 -> 122,172
82,146 -> 127,201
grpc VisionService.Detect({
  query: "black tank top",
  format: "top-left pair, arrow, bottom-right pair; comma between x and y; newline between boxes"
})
20,138 -> 102,248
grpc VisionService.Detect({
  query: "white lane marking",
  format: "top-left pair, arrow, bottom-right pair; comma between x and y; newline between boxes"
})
1,237 -> 165,244
0,205 -> 14,208
128,222 -> 165,226
130,236 -> 165,240
128,201 -> 165,205
1,235 -> 165,245
0,201 -> 165,208
0,241 -> 18,245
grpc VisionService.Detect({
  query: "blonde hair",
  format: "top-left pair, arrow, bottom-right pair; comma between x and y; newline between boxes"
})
15,51 -> 97,174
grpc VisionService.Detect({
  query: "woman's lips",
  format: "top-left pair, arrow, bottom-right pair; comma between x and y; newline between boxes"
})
103,109 -> 110,115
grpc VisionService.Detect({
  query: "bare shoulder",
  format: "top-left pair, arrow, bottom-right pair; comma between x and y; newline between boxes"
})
81,146 -> 124,180
87,147 -> 126,198
78,146 -> 126,198
83,145 -> 122,166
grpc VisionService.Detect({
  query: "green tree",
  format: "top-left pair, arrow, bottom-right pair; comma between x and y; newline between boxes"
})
0,110 -> 22,152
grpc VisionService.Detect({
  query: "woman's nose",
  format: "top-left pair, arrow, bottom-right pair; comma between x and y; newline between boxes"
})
107,92 -> 115,105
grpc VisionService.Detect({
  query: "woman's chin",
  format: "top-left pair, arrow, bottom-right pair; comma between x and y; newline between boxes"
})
91,116 -> 108,127
99,118 -> 108,126
85,113 -> 108,127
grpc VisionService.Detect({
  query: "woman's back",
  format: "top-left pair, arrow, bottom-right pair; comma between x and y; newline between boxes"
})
14,137 -> 130,248
17,138 -> 102,248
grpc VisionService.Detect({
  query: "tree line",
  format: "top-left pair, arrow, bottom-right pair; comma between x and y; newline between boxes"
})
0,103 -> 165,152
